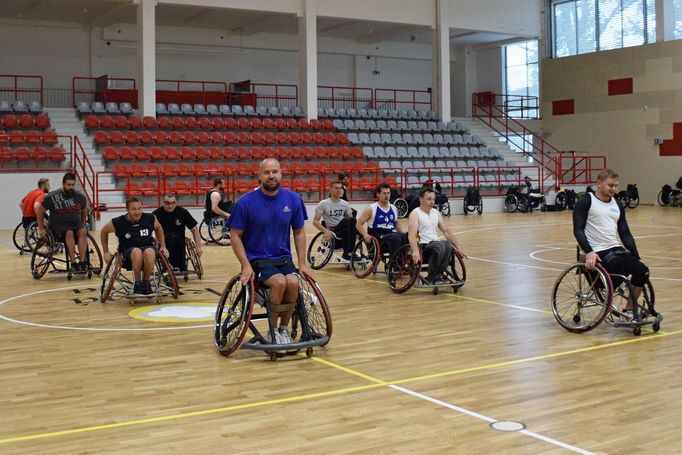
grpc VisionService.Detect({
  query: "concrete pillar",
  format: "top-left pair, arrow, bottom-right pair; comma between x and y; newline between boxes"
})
298,0 -> 318,120
433,0 -> 451,121
136,0 -> 157,117
656,0 -> 675,42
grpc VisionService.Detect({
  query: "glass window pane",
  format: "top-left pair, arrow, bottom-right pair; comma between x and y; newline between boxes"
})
675,0 -> 682,39
577,0 -> 597,54
554,1 -> 577,57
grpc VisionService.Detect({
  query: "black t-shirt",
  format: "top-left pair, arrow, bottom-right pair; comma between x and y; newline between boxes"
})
152,206 -> 197,242
112,213 -> 156,251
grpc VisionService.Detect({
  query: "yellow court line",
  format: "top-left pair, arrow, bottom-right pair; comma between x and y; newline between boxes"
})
0,383 -> 384,445
316,269 -> 552,315
3,327 -> 679,446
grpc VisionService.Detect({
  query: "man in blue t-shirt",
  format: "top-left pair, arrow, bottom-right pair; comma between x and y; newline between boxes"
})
227,158 -> 311,346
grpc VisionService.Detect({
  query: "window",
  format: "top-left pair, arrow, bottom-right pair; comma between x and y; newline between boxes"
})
552,0 -> 656,57
675,0 -> 682,38
504,40 -> 539,118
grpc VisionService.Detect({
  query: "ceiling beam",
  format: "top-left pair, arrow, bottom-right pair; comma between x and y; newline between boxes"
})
88,2 -> 132,28
181,8 -> 214,25
355,25 -> 418,44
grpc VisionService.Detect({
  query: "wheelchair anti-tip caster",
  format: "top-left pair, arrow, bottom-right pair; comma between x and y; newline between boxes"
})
306,347 -> 314,358
633,327 -> 642,336
269,352 -> 278,362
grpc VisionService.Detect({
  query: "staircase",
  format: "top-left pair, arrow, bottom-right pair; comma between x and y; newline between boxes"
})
45,108 -> 125,209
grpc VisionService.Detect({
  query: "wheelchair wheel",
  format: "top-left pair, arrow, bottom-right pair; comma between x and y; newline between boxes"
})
504,194 -> 519,213
198,219 -> 209,241
30,234 -> 55,279
438,201 -> 451,217
555,193 -> 567,210
657,190 -> 669,207
517,196 -> 531,213
99,253 -> 123,303
394,198 -> 408,218
627,195 -> 639,209
387,244 -> 421,294
13,223 -> 28,253
291,274 -> 332,345
448,249 -> 467,284
154,250 -> 179,299
84,233 -> 103,275
306,232 -> 334,270
551,263 -> 613,333
615,191 -> 629,208
476,197 -> 483,214
214,275 -> 254,356
185,237 -> 203,279
208,217 -> 230,245
350,236 -> 380,278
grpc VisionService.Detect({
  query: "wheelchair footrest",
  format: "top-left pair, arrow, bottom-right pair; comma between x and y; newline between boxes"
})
242,337 -> 330,352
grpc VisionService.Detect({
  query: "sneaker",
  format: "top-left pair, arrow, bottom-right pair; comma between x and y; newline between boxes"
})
422,275 -> 435,285
79,261 -> 88,272
279,328 -> 294,344
132,281 -> 142,295
141,280 -> 153,295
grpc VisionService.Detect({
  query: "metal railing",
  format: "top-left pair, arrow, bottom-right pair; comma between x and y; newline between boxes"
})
0,74 -> 43,105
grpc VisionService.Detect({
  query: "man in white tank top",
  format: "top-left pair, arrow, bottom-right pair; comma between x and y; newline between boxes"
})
408,187 -> 466,284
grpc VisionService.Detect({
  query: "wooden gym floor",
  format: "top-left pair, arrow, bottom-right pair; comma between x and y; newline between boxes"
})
0,206 -> 680,454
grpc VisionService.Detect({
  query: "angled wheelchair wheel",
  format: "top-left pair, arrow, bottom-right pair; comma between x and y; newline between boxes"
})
394,198 -> 408,218
448,249 -> 467,284
387,244 -> 421,294
627,196 -> 639,209
350,236 -> 380,278
307,232 -> 335,270
504,194 -> 519,213
555,193 -> 567,210
13,222 -> 29,254
83,233 -> 103,275
657,190 -> 669,207
551,263 -> 613,333
25,222 -> 40,253
476,197 -> 483,214
291,274 -> 332,345
214,275 -> 254,357
154,250 -> 179,299
30,234 -> 55,279
208,217 -> 230,246
99,253 -> 123,303
185,237 -> 203,279
517,196 -> 531,213
198,220 -> 209,242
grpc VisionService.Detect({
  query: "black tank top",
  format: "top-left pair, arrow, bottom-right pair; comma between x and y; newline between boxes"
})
112,213 -> 155,251
204,189 -> 229,219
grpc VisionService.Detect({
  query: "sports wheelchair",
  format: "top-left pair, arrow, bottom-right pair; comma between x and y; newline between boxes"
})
214,273 -> 332,361
171,237 -> 203,281
198,216 -> 230,246
463,186 -> 483,215
658,183 -> 682,207
615,184 -> 639,209
30,229 -> 102,280
391,192 -> 409,219
385,243 -> 466,295
13,220 -> 39,255
348,233 -> 409,278
99,247 -> 179,304
504,188 -> 544,213
551,249 -> 663,336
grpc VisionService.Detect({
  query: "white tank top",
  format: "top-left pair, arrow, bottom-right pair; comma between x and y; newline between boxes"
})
585,193 -> 622,252
416,208 -> 440,243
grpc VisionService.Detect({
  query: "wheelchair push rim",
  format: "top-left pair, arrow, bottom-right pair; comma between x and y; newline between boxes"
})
214,275 -> 254,356
306,232 -> 335,270
350,236 -> 380,278
551,263 -> 613,333
387,244 -> 421,294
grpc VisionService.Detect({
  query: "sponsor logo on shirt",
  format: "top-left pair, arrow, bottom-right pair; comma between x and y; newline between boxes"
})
283,205 -> 291,213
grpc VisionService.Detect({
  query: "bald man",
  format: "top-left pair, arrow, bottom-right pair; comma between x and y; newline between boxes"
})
227,158 -> 311,347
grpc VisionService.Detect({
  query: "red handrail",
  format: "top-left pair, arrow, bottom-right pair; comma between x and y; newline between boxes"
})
73,136 -> 98,215
0,74 -> 44,105
318,85 -> 374,110
374,88 -> 432,111
157,79 -> 228,105
72,76 -> 136,108
229,82 -> 298,108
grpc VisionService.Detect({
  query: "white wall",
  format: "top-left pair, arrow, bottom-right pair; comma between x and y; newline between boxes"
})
0,172 -> 65,230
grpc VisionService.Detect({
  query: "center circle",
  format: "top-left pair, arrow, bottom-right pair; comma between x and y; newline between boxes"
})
129,303 -> 217,322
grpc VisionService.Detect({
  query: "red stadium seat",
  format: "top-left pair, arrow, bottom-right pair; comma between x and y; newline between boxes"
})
324,132 -> 337,144
274,118 -> 287,130
141,181 -> 158,196
184,117 -> 198,129
161,163 -> 177,176
173,181 -> 191,195
224,117 -> 238,129
262,146 -> 275,158
223,147 -> 237,159
191,163 -> 208,176
33,146 -> 48,162
274,146 -> 288,159
42,130 -> 58,144
250,132 -> 263,144
326,146 -> 339,158
221,162 -> 235,175
102,146 -> 118,160
128,116 -> 143,128
19,114 -> 34,128
124,181 -> 142,196
210,118 -> 225,129
94,131 -> 109,145
177,163 -> 192,176
164,146 -> 180,160
0,146 -> 14,162
223,132 -> 237,144
125,131 -> 139,144
129,163 -> 145,177
119,146 -> 135,160
298,118 -> 310,129
25,130 -> 41,144
35,114 -> 51,128
336,133 -> 350,144
249,118 -> 263,129
195,146 -> 209,160
199,117 -> 212,129
322,119 -> 335,130
113,163 -> 129,178
183,131 -> 198,144
209,132 -> 223,144
235,162 -> 250,175
286,118 -> 298,130
262,118 -> 276,129
48,146 -> 65,161
2,114 -> 18,128
115,116 -> 130,129
154,131 -> 169,144
149,146 -> 165,160
171,117 -> 184,129
289,147 -> 303,159
14,147 -> 32,161
100,116 -> 115,128
195,131 -> 209,144
134,146 -> 150,160
145,163 -> 160,176
275,132 -> 288,144
205,162 -> 220,176
262,132 -> 276,144
208,146 -> 223,160
139,130 -> 154,144
143,116 -> 158,128
237,132 -> 250,144
84,115 -> 100,129
288,132 -> 301,145
156,116 -> 171,129
235,147 -> 249,159
301,146 -> 315,159
309,119 -> 323,130
179,146 -> 195,160
237,118 -> 250,129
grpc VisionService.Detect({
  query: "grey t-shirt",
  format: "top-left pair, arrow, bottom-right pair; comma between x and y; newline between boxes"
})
42,189 -> 87,230
315,198 -> 353,228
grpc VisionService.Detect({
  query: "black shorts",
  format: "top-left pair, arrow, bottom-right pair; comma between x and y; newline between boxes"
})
250,257 -> 297,283
597,247 -> 650,288
21,216 -> 37,229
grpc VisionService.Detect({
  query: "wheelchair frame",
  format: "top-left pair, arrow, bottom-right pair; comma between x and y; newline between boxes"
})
171,237 -> 203,281
30,230 -> 103,281
551,259 -> 662,336
214,273 -> 332,361
463,188 -> 483,215
386,243 -> 466,294
99,247 -> 179,304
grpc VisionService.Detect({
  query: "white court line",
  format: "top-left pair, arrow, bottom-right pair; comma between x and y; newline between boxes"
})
0,285 -> 213,332
468,256 -> 563,272
389,385 -> 596,455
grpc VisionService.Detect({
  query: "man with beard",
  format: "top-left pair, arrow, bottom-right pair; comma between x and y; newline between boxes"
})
19,177 -> 50,228
408,186 -> 466,284
100,196 -> 168,295
153,193 -> 202,272
35,173 -> 89,272
204,177 -> 232,222
227,158 -> 311,347
356,182 -> 408,257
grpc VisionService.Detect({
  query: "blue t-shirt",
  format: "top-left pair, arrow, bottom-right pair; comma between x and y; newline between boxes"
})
227,188 -> 306,261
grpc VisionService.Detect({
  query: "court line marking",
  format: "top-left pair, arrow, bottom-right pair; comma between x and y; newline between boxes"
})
389,385 -> 596,455
4,328 -> 678,446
